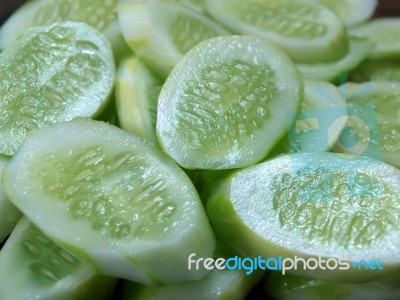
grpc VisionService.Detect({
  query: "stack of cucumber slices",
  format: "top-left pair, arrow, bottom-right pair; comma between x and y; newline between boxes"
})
0,0 -> 399,299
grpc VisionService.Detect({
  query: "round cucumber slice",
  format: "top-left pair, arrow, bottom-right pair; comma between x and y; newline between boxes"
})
316,0 -> 377,27
205,0 -> 348,63
0,217 -> 117,300
116,56 -> 162,143
207,152 -> 400,283
0,156 -> 21,242
350,60 -> 400,83
0,21 -> 115,156
0,0 -> 129,60
3,118 -> 215,285
273,80 -> 347,155
335,81 -> 400,167
157,36 -> 303,170
296,37 -> 374,82
350,18 -> 400,59
118,0 -> 230,79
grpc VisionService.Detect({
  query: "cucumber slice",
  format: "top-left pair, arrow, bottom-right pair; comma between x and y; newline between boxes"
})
315,0 -> 377,27
0,0 -> 129,60
350,60 -> 400,83
0,156 -> 21,242
207,152 -> 400,283
116,56 -> 162,143
175,0 -> 205,12
122,243 -> 264,300
265,272 -> 400,300
118,0 -> 230,79
273,80 -> 347,155
157,36 -> 303,170
0,217 -> 117,300
335,81 -> 400,167
3,118 -> 215,285
205,0 -> 348,63
296,37 -> 374,82
350,18 -> 400,59
0,21 -> 115,156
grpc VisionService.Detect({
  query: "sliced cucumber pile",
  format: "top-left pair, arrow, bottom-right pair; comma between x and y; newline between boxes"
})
0,0 -> 399,299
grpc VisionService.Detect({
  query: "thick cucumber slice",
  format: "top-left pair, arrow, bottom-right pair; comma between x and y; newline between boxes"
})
0,0 -> 129,60
118,0 -> 230,79
116,56 -> 162,143
3,118 -> 215,285
157,36 -> 303,170
350,18 -> 400,59
335,81 -> 400,167
122,243 -> 264,300
0,156 -> 21,242
315,0 -> 377,27
265,272 -> 400,300
272,80 -> 347,155
0,217 -> 117,300
205,0 -> 348,63
296,37 -> 374,82
0,21 -> 115,156
350,60 -> 400,83
207,153 -> 400,283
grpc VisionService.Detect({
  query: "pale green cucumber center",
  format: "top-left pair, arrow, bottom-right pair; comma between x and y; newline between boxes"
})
177,60 -> 277,150
33,0 -> 119,31
35,145 -> 177,240
226,0 -> 326,39
271,168 -> 400,248
170,13 -> 224,53
23,224 -> 81,283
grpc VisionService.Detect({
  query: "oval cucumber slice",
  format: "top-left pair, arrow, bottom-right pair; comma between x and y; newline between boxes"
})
116,56 -> 162,143
3,118 -> 215,285
350,60 -> 400,83
265,272 -> 400,300
205,0 -> 348,63
272,80 -> 347,155
335,81 -> 400,167
157,36 -> 303,170
118,0 -> 230,79
0,21 -> 115,156
0,0 -> 129,60
315,0 -> 377,27
0,156 -> 21,242
207,152 -> 400,282
296,37 -> 374,82
0,217 -> 117,300
350,18 -> 400,59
